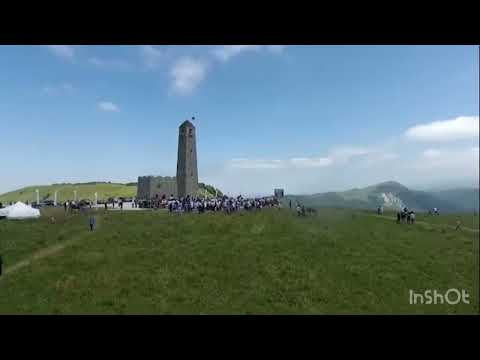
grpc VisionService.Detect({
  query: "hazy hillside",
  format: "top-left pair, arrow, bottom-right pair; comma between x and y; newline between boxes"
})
431,188 -> 479,212
285,181 -> 477,213
0,182 -> 222,204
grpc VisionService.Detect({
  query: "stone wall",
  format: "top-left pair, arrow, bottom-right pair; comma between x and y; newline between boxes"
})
137,176 -> 178,200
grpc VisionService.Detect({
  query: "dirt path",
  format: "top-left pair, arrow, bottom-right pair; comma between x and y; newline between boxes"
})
1,234 -> 86,279
367,214 -> 479,233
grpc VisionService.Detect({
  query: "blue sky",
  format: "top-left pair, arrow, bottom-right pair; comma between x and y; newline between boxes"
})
0,45 -> 478,195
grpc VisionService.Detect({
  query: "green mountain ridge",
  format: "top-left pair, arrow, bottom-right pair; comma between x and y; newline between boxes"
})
285,181 -> 479,213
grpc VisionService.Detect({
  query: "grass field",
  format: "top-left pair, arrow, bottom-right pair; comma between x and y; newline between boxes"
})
416,213 -> 479,231
0,207 -> 478,314
365,209 -> 480,231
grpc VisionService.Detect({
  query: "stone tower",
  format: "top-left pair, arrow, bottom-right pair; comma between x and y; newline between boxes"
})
176,119 -> 198,198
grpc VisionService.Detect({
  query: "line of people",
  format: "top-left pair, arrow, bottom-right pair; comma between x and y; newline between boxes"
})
144,194 -> 281,214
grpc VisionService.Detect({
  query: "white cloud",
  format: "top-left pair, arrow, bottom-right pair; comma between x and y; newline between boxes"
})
266,45 -> 286,53
229,156 -> 333,170
46,45 -> 75,59
43,83 -> 75,96
229,159 -> 286,169
207,140 -> 479,195
328,146 -> 372,164
140,45 -> 164,69
170,57 -> 207,95
213,45 -> 263,62
98,101 -> 119,112
213,45 -> 287,62
422,149 -> 442,159
381,153 -> 399,161
405,116 -> 479,142
229,157 -> 332,170
228,147 -> 396,171
414,146 -> 479,175
88,57 -> 131,70
290,157 -> 332,168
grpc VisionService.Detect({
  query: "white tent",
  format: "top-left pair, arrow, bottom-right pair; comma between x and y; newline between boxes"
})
0,207 -> 8,217
0,202 -> 40,219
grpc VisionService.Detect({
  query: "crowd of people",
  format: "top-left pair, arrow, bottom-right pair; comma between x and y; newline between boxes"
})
397,207 -> 416,224
141,194 -> 281,214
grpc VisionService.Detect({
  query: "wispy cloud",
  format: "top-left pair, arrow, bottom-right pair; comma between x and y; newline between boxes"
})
88,57 -> 132,70
266,45 -> 286,53
213,45 -> 263,62
43,83 -> 75,96
213,45 -> 287,62
327,146 -> 372,164
98,101 -> 119,112
170,57 -> 207,95
46,45 -> 75,60
208,115 -> 479,195
229,159 -> 287,169
415,146 -> 479,172
422,149 -> 442,159
140,45 -> 165,69
289,157 -> 333,168
405,116 -> 479,142
228,146 -> 397,171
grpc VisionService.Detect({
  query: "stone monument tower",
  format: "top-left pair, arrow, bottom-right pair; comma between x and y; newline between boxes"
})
176,119 -> 198,198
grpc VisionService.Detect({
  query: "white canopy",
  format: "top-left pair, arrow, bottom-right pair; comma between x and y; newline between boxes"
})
0,202 -> 40,219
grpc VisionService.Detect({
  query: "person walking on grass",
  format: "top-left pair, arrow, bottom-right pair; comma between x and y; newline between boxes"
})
455,219 -> 461,231
409,211 -> 415,224
89,216 -> 96,231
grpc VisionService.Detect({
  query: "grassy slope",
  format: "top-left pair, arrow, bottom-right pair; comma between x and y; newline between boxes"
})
432,188 -> 480,212
416,213 -> 479,231
0,183 -> 220,204
0,208 -> 477,314
369,209 -> 480,231
0,184 -> 136,204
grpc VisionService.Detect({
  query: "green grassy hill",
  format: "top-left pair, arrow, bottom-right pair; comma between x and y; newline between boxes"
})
0,182 -> 222,204
0,183 -> 136,204
0,207 -> 477,314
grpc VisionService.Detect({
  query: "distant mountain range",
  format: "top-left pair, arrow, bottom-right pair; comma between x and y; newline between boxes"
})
285,181 -> 479,213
